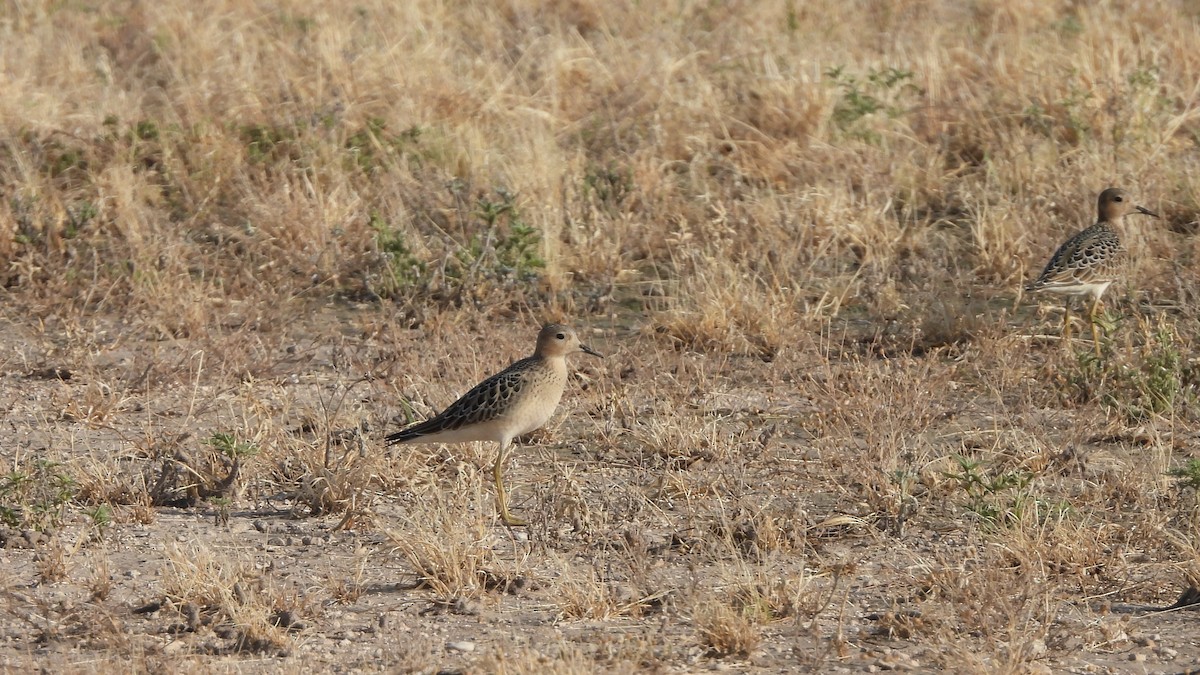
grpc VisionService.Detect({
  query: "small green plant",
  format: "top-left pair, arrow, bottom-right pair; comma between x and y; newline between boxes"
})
211,496 -> 233,526
0,505 -> 18,528
87,504 -> 113,528
49,147 -> 85,177
1021,101 -> 1054,137
1168,459 -> 1200,498
1058,316 -> 1191,422
946,456 -> 1065,529
1052,14 -> 1084,37
1126,321 -> 1184,417
344,118 -> 422,173
64,201 -> 98,239
825,65 -> 918,141
582,162 -> 633,214
370,212 -> 427,295
242,123 -> 297,163
0,461 -> 78,531
1166,456 -> 1200,482
206,432 -> 260,460
1168,459 -> 1200,535
1127,66 -> 1158,90
785,1 -> 799,31
1022,81 -> 1094,143
1058,84 -> 1093,139
86,504 -> 113,539
134,119 -> 160,141
1061,341 -> 1110,405
344,117 -> 389,171
448,191 -> 545,286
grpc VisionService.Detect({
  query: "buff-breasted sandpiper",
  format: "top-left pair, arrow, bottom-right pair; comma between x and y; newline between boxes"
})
385,324 -> 602,526
1026,187 -> 1158,355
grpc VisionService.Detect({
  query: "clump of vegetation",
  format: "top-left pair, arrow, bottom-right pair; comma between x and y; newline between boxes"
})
366,189 -> 544,301
0,460 -> 78,531
371,212 -> 428,295
206,432 -> 260,461
826,65 -> 920,142
946,456 -> 1069,529
1168,459 -> 1200,506
343,118 -> 424,173
449,191 -> 545,284
693,599 -> 761,658
1060,316 -> 1195,422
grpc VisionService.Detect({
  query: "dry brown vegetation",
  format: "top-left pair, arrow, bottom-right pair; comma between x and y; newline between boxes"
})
4,0 -> 1200,672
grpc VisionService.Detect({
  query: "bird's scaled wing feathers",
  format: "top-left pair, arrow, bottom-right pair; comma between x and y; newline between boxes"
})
386,358 -> 532,442
1034,227 -> 1123,287
435,362 -> 529,429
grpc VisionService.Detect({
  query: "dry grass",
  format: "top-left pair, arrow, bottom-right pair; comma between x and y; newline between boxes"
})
385,470 -> 510,599
160,542 -> 291,655
4,0 -> 1200,671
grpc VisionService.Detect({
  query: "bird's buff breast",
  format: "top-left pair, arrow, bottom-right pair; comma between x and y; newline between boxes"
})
506,385 -> 566,437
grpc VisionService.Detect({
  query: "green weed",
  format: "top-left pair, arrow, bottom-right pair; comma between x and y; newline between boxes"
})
1061,341 -> 1110,406
86,504 -> 113,538
1052,15 -> 1084,37
449,190 -> 545,285
582,163 -> 634,214
1167,459 -> 1200,536
211,496 -> 233,526
946,456 -> 1067,529
206,432 -> 260,460
1022,80 -> 1094,143
1168,459 -> 1200,499
371,212 -> 427,295
1058,316 -> 1193,422
242,123 -> 298,164
344,118 -> 422,173
0,460 -> 79,531
825,65 -> 918,142
65,201 -> 98,239
135,119 -> 160,141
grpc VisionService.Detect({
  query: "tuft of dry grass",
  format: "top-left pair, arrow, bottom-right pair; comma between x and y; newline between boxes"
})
385,470 -> 513,599
160,543 -> 291,655
692,597 -> 763,658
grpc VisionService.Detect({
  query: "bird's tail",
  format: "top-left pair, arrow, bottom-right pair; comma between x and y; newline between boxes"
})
385,428 -> 418,445
387,401 -> 436,445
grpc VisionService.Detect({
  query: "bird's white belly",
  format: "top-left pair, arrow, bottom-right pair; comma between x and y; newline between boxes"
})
410,418 -> 511,445
1036,280 -> 1112,298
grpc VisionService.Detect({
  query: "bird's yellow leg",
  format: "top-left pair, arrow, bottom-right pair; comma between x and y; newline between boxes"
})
1089,296 -> 1103,357
1062,299 -> 1072,342
493,440 -> 527,527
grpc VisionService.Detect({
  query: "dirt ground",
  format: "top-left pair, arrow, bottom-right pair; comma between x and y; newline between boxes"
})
1,299 -> 1199,674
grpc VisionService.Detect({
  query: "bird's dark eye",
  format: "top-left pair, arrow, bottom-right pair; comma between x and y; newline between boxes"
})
556,333 -> 566,340
1114,196 -> 1123,202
